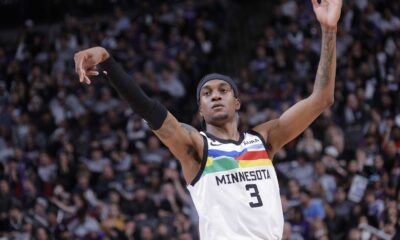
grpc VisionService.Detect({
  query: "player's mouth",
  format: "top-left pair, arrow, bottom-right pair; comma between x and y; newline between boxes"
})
212,103 -> 224,110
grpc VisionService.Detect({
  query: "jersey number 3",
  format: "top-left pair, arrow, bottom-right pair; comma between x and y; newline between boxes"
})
245,184 -> 263,208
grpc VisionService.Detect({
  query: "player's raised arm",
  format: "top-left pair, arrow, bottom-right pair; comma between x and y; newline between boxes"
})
74,47 -> 204,183
253,0 -> 343,157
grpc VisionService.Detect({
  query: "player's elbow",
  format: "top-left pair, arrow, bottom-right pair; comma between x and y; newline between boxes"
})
311,93 -> 334,110
319,96 -> 334,110
325,96 -> 334,108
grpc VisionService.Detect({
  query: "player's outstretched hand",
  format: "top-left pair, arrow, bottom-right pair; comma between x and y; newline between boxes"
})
74,47 -> 110,84
311,0 -> 342,31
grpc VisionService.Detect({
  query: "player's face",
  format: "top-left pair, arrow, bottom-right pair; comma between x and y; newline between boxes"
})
199,80 -> 240,125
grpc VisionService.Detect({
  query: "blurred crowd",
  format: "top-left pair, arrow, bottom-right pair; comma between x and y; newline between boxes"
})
0,0 -> 399,239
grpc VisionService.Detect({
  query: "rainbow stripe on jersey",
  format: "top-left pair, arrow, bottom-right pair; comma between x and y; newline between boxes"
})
203,138 -> 272,176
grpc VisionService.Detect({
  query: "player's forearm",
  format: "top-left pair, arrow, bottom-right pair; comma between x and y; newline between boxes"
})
312,27 -> 337,106
98,57 -> 167,129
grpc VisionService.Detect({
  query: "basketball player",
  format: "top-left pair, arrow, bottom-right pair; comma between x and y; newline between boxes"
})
74,0 -> 342,238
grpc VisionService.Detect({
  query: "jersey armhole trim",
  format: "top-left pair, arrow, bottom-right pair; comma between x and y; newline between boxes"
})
190,134 -> 208,186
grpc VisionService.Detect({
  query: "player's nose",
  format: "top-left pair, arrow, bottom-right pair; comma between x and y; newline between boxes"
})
211,92 -> 222,101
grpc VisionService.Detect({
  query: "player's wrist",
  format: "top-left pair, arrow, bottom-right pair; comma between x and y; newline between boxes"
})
321,25 -> 337,33
100,48 -> 110,62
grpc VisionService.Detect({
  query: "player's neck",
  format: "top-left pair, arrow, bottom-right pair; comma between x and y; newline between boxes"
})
206,122 -> 240,141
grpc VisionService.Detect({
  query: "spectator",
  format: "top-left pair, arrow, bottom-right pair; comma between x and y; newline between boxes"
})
141,135 -> 168,166
67,202 -> 101,238
95,164 -> 118,200
296,128 -> 323,159
83,145 -> 110,174
128,187 -> 157,221
30,197 -> 49,228
100,203 -> 126,238
157,68 -> 186,99
299,188 -> 325,222
34,226 -> 50,240
286,178 -> 301,208
313,161 -> 337,203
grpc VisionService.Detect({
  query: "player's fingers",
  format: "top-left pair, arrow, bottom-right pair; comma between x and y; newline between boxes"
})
84,76 -> 91,85
74,52 -> 80,74
74,52 -> 83,73
87,65 -> 96,71
75,52 -> 94,83
79,71 -> 85,83
328,0 -> 343,9
86,65 -> 98,75
311,0 -> 319,8
326,0 -> 340,5
74,53 -> 86,82
86,71 -> 99,76
320,0 -> 328,7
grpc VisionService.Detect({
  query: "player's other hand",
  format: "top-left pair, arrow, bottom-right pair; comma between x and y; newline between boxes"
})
312,0 -> 342,31
74,47 -> 110,84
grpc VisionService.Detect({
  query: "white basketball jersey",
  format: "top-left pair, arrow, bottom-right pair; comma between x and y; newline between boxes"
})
187,130 -> 283,240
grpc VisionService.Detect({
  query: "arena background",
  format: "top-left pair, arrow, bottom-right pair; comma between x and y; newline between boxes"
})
0,0 -> 399,239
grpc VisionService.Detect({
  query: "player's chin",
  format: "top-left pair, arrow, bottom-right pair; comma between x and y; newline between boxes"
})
211,112 -> 229,122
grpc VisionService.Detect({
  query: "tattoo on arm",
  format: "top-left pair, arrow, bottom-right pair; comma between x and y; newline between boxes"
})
155,118 -> 197,139
178,124 -> 200,162
180,124 -> 201,163
314,30 -> 336,90
180,123 -> 196,136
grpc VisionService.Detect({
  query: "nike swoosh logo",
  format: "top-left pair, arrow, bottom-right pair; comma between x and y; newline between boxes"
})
210,142 -> 222,146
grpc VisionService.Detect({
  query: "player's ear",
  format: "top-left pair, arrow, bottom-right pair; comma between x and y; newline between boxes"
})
198,103 -> 204,117
235,98 -> 241,111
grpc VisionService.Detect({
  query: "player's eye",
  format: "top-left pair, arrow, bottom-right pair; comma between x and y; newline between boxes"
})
220,88 -> 229,93
203,91 -> 210,96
